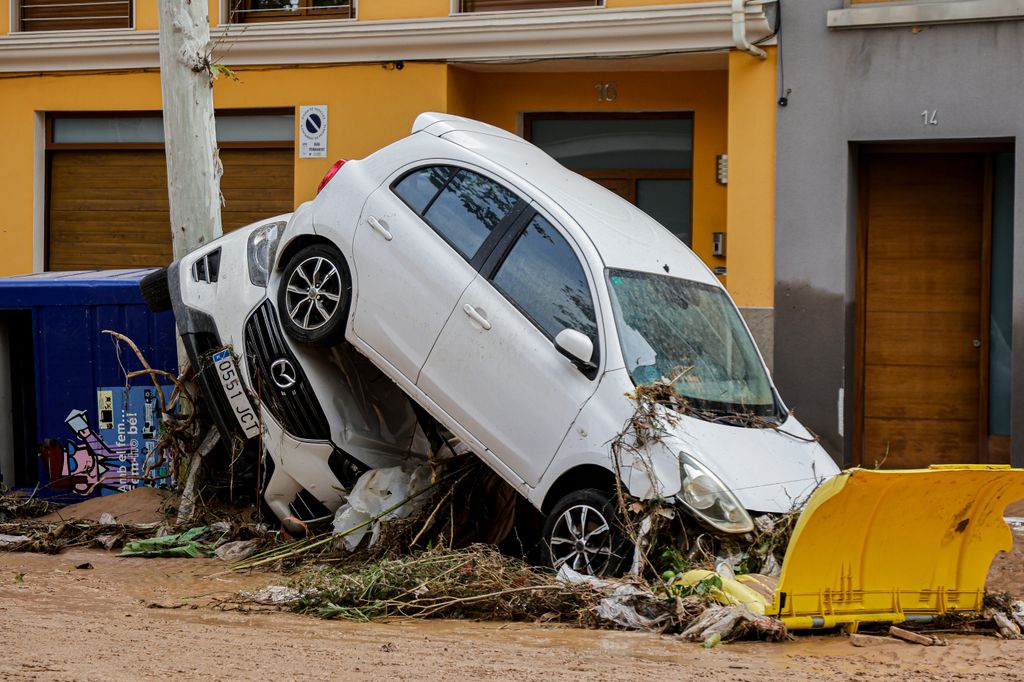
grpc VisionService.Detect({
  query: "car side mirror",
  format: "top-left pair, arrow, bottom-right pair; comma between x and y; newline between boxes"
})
555,329 -> 595,371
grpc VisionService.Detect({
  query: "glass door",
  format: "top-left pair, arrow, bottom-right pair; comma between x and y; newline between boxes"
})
524,113 -> 694,245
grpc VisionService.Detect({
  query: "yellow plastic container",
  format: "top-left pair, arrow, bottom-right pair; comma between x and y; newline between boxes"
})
771,465 -> 1024,631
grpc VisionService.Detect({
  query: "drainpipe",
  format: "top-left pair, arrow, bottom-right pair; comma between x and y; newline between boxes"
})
732,0 -> 767,59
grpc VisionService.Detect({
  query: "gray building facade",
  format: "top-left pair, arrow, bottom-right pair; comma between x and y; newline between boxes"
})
774,0 -> 1024,468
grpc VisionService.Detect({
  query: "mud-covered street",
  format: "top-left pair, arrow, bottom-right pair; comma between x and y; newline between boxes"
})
0,542 -> 1022,682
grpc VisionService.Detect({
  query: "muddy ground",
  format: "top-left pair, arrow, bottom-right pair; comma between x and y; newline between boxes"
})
1,540 -> 1024,682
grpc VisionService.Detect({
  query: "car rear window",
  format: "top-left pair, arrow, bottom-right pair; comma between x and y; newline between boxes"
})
492,214 -> 598,355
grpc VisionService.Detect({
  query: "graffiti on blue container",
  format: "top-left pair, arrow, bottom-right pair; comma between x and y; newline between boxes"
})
41,386 -> 170,496
59,409 -> 133,495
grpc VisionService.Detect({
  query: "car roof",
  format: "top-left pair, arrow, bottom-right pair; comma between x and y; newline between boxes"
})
415,113 -> 717,286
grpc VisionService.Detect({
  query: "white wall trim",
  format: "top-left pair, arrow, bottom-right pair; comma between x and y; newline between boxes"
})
0,2 -> 773,73
828,0 -> 1024,29
32,111 -> 45,273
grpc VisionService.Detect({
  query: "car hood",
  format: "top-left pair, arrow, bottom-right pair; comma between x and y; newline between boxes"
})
669,413 -> 841,514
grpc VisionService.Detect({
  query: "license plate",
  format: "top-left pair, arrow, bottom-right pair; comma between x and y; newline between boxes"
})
212,348 -> 261,439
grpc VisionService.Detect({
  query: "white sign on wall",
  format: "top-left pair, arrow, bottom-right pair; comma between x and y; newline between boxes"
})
299,105 -> 328,159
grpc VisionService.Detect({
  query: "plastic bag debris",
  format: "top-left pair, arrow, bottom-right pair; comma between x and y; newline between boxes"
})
557,565 -> 670,631
92,534 -> 121,551
215,539 -> 261,562
0,534 -> 30,547
332,465 -> 432,551
118,526 -> 215,558
668,569 -> 770,615
1010,601 -> 1024,631
681,603 -> 788,644
986,609 -> 1023,639
244,585 -> 303,605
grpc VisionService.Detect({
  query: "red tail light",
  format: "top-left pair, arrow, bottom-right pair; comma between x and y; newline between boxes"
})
317,159 -> 346,194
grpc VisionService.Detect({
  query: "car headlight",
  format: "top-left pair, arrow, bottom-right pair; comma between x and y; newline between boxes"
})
678,452 -> 754,533
247,221 -> 285,287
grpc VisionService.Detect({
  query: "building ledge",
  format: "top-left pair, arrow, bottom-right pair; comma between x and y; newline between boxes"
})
0,2 -> 774,74
827,0 -> 1024,29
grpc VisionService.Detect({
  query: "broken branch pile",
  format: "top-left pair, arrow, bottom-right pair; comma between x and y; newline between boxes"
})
0,520 -> 162,554
0,491 -> 58,523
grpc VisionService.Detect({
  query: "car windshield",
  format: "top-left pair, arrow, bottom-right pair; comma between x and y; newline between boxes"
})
607,268 -> 776,418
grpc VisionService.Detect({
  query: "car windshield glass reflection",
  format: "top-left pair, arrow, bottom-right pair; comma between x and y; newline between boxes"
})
606,269 -> 775,417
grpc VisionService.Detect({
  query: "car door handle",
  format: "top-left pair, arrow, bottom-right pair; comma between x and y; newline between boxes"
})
367,215 -> 393,241
462,304 -> 491,331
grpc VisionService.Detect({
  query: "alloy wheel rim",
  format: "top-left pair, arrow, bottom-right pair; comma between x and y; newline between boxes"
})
284,256 -> 343,331
549,503 -> 615,576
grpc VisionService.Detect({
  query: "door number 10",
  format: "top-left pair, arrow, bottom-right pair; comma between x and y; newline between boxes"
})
921,109 -> 938,126
596,81 -> 618,102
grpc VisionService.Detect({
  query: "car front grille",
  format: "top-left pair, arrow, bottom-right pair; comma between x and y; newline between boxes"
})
243,300 -> 330,440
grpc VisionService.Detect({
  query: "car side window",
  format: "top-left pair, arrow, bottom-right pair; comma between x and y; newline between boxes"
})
492,214 -> 598,358
423,169 -> 520,260
392,165 -> 521,262
392,166 -> 454,214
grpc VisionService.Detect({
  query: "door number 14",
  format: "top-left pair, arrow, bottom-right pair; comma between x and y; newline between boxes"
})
921,109 -> 938,126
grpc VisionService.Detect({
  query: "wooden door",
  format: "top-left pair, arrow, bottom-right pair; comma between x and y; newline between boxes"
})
48,148 -> 294,270
857,152 -> 988,467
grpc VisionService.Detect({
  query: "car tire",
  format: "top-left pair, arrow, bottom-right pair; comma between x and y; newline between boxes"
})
277,243 -> 351,346
541,488 -> 633,577
140,267 -> 173,313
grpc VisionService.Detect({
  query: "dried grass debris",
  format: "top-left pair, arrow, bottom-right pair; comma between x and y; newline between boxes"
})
246,545 -> 594,623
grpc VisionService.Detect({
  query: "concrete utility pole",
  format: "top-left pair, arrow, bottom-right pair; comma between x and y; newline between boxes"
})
158,0 -> 223,259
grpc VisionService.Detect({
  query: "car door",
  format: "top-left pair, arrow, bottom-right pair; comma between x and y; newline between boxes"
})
351,164 -> 525,382
417,211 -> 602,487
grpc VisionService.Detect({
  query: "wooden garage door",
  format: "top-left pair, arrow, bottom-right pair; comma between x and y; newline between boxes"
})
48,148 -> 294,270
858,152 -> 987,468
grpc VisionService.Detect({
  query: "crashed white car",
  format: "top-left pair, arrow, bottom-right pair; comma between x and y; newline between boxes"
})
144,112 -> 839,575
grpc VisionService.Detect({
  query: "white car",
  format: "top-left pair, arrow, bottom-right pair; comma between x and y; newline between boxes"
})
145,112 -> 839,575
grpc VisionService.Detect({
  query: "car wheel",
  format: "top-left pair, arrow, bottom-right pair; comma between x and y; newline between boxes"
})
277,243 -> 351,346
541,488 -> 633,577
140,267 -> 172,312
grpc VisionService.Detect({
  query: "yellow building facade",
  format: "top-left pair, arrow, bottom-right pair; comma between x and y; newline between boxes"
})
0,0 -> 778,339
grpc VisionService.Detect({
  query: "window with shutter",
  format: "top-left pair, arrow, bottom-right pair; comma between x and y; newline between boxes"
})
459,0 -> 600,12
230,0 -> 354,23
19,0 -> 133,32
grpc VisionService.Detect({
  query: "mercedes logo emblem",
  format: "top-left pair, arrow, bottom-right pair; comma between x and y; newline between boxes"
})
270,358 -> 298,390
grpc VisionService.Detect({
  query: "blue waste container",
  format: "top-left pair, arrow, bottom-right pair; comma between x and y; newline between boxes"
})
0,270 -> 178,501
